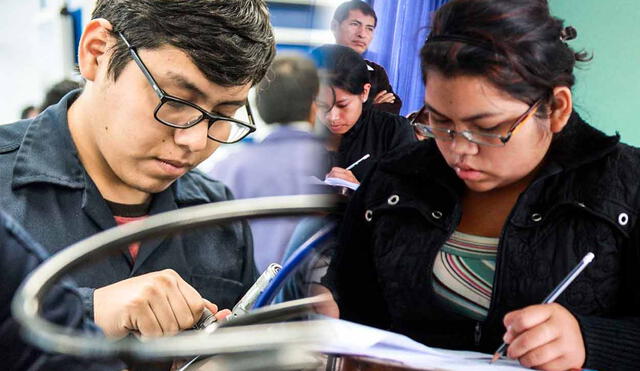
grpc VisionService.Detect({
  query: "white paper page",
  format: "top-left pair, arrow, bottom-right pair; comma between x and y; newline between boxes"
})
315,319 -> 528,370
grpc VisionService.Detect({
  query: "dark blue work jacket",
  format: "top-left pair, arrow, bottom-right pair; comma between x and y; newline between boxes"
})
0,91 -> 257,317
0,210 -> 123,370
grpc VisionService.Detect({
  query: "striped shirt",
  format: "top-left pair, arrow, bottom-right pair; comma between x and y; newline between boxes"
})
432,231 -> 499,321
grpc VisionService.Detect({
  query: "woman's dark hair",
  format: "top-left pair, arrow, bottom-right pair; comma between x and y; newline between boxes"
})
312,44 -> 370,95
421,0 -> 590,108
92,0 -> 276,87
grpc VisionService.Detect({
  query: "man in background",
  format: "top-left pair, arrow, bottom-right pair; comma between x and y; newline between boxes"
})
209,55 -> 327,271
331,0 -> 402,114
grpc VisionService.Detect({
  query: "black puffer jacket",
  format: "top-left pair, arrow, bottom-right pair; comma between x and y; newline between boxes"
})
325,112 -> 640,370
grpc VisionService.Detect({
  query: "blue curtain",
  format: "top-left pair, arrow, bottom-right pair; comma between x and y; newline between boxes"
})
364,0 -> 449,116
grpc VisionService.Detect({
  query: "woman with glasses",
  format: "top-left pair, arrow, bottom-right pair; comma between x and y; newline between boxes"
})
312,44 -> 416,186
324,0 -> 640,370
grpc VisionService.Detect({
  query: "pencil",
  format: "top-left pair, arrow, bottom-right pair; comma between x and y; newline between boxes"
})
346,154 -> 371,170
490,252 -> 595,363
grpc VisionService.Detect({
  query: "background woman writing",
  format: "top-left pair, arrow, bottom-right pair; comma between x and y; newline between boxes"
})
313,44 -> 416,185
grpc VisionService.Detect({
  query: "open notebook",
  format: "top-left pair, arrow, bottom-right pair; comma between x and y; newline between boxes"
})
309,176 -> 359,191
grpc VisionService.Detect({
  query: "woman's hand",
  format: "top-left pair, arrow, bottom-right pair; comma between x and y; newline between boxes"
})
502,303 -> 585,370
326,167 -> 359,185
309,284 -> 340,318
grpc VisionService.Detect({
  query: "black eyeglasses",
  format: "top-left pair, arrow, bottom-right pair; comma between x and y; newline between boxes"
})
410,99 -> 543,147
117,32 -> 255,144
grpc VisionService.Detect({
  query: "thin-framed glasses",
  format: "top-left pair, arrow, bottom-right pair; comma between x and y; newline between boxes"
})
117,31 -> 255,144
410,99 -> 543,147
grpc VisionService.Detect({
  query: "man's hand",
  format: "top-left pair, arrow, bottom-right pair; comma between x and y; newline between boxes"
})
502,303 -> 585,370
326,167 -> 359,185
94,269 -> 221,338
374,90 -> 395,105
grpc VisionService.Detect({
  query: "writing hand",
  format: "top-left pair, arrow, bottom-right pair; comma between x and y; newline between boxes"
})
326,167 -> 359,185
502,303 -> 585,370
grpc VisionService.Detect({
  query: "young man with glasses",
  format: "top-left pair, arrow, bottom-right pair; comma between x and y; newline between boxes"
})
0,0 -> 274,340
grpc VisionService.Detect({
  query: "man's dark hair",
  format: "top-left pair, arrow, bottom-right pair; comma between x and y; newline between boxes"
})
256,55 -> 319,125
92,0 -> 276,87
333,0 -> 377,27
41,79 -> 80,110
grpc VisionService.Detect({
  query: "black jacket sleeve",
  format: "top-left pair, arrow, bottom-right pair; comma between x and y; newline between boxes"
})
386,115 -> 418,150
323,166 -> 391,329
575,216 -> 640,370
367,61 -> 403,115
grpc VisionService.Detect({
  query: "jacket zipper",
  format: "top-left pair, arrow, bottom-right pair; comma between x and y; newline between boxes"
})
488,172 -> 556,316
429,182 -> 488,347
485,189 -> 535,343
474,322 -> 482,346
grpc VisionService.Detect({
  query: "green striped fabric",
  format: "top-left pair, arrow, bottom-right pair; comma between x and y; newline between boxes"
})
432,231 -> 499,321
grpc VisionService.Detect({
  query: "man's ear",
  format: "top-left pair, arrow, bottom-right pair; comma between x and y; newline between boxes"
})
361,83 -> 371,103
77,18 -> 115,82
549,86 -> 573,134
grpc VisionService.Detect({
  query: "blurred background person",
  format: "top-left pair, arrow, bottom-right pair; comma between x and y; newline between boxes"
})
20,105 -> 39,119
17,79 -> 80,120
41,79 -> 81,111
331,0 -> 402,114
209,54 -> 327,272
314,44 -> 415,186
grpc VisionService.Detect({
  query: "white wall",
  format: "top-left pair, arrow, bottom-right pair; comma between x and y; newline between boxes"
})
0,0 -> 89,124
1,0 -> 44,124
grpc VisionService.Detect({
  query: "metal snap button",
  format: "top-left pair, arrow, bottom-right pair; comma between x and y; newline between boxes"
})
431,210 -> 443,219
531,213 -> 543,222
618,212 -> 629,226
365,210 -> 373,222
387,195 -> 399,205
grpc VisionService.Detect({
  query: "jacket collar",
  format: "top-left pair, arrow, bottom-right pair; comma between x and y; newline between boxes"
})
262,126 -> 319,143
12,90 -> 85,190
379,111 -> 619,187
546,111 -> 619,170
10,90 -> 221,206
